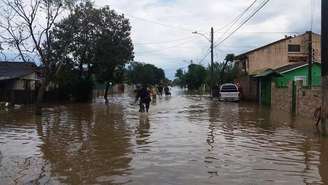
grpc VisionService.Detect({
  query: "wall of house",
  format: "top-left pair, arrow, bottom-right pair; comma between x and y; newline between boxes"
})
274,64 -> 321,87
271,82 -> 292,113
246,33 -> 321,74
296,85 -> 321,118
12,73 -> 37,90
237,76 -> 258,101
271,80 -> 322,119
248,40 -> 288,74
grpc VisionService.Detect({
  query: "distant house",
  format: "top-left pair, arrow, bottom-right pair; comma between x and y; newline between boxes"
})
254,62 -> 321,106
0,62 -> 38,104
234,31 -> 320,101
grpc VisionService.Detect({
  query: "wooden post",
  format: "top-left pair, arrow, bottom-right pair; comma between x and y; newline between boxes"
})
210,27 -> 214,97
308,31 -> 313,87
321,0 -> 328,134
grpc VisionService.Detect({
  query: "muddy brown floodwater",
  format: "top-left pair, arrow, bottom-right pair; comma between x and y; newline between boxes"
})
0,89 -> 328,185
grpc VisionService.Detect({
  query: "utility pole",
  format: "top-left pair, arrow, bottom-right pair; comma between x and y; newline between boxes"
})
210,27 -> 214,97
321,0 -> 328,134
192,27 -> 215,96
308,31 -> 313,88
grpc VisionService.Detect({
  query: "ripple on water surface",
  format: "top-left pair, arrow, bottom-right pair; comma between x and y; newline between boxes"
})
0,91 -> 328,185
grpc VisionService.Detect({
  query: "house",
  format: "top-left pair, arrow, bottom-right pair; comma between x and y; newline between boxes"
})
234,31 -> 321,101
0,62 -> 38,104
254,62 -> 321,106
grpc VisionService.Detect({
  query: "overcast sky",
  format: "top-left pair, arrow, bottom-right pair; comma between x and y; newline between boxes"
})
92,0 -> 321,79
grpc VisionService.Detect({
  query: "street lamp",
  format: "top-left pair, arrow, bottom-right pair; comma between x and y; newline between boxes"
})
192,27 -> 214,97
192,31 -> 211,42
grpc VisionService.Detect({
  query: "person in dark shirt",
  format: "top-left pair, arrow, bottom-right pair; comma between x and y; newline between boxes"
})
157,85 -> 163,96
135,85 -> 151,112
164,86 -> 171,96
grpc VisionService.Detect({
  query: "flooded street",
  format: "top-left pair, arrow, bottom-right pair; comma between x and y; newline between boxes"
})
1,89 -> 328,185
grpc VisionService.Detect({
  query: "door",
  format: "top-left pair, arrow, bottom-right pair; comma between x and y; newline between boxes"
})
260,78 -> 272,106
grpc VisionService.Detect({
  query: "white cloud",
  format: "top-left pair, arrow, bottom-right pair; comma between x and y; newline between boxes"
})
95,0 -> 321,79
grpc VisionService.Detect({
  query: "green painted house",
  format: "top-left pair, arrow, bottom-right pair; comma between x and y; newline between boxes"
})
255,62 -> 321,106
274,62 -> 321,87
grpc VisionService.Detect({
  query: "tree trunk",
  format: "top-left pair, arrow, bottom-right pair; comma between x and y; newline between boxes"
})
79,62 -> 83,78
321,76 -> 328,134
219,61 -> 229,84
35,79 -> 47,115
104,82 -> 110,104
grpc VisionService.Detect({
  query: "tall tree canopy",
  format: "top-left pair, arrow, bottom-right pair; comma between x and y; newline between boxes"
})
184,64 -> 207,90
126,62 -> 166,85
52,1 -> 134,102
173,57 -> 238,92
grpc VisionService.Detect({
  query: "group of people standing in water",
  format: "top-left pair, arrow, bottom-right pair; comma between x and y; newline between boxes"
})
135,84 -> 171,113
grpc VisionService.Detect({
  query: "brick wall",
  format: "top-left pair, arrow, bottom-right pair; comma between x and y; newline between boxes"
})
271,82 -> 292,113
271,81 -> 322,118
237,76 -> 258,101
296,84 -> 321,118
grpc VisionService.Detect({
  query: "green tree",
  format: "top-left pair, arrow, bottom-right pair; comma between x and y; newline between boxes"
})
219,54 -> 235,84
174,68 -> 186,88
184,64 -> 207,90
52,1 -> 134,103
206,53 -> 237,87
126,62 -> 166,85
175,68 -> 184,78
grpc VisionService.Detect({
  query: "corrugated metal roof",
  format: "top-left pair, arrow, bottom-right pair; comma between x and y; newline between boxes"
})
254,69 -> 282,78
253,62 -> 320,78
0,62 -> 36,80
275,62 -> 320,74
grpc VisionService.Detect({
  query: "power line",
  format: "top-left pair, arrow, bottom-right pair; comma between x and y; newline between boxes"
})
134,36 -> 194,45
213,0 -> 259,45
135,38 -> 195,54
215,31 -> 301,34
197,49 -> 211,64
214,0 -> 271,49
127,15 -> 196,32
93,3 -> 197,33
215,0 -> 258,33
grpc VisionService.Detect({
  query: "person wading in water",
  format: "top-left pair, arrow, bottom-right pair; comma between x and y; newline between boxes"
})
135,85 -> 151,112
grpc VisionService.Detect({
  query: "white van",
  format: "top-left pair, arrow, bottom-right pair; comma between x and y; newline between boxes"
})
219,83 -> 240,102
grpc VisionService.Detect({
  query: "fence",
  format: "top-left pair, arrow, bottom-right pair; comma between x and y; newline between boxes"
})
271,81 -> 321,118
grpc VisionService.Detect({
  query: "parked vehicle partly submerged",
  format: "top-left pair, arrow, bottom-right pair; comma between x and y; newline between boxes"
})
219,83 -> 240,102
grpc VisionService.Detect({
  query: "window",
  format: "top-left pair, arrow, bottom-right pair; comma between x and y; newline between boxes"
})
288,44 -> 301,52
294,76 -> 307,86
24,80 -> 31,90
220,85 -> 238,92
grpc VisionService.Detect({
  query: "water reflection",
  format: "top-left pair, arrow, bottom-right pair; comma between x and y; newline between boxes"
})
136,115 -> 150,146
319,138 -> 328,185
0,91 -> 328,185
40,103 -> 132,184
